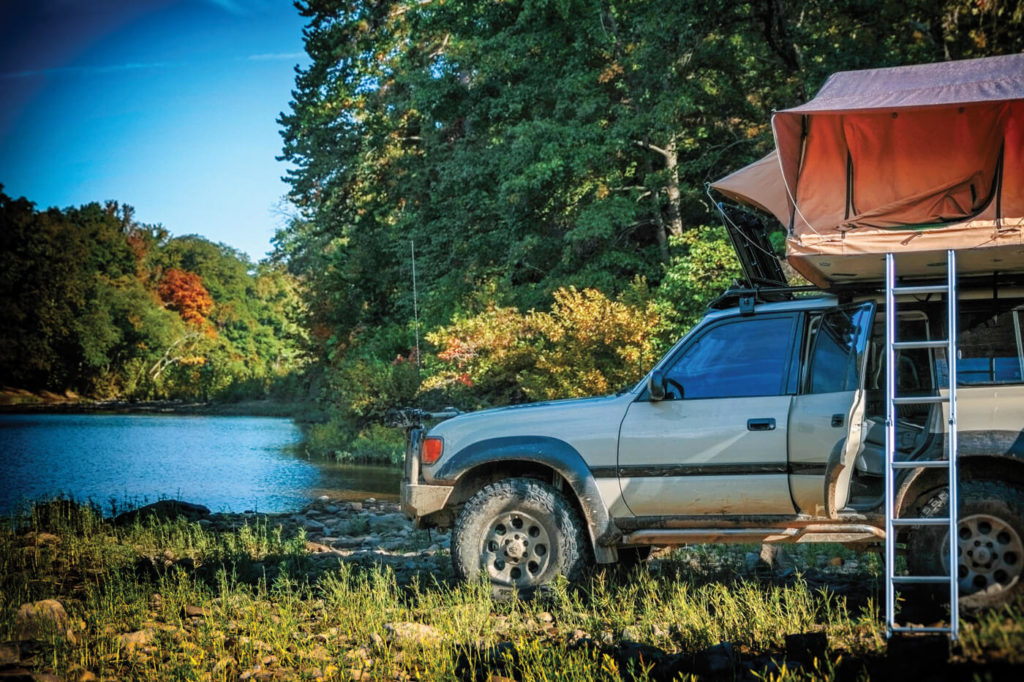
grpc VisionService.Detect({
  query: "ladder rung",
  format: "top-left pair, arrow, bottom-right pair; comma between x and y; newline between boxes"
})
893,395 -> 948,405
892,575 -> 950,584
892,339 -> 949,350
892,460 -> 949,470
891,626 -> 953,634
892,517 -> 952,527
892,284 -> 948,295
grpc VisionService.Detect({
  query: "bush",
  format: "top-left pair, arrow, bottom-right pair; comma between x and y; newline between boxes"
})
422,282 -> 661,407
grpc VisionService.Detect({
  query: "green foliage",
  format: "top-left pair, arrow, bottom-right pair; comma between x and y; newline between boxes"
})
277,0 -> 1022,439
655,226 -> 742,341
0,187 -> 309,402
424,284 -> 661,407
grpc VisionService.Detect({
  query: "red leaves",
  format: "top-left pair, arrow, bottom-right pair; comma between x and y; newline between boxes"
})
158,269 -> 214,328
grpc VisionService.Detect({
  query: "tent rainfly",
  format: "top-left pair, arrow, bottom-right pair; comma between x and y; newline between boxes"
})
712,53 -> 1024,288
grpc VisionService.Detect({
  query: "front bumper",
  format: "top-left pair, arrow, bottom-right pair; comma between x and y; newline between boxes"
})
400,481 -> 454,519
400,425 -> 454,519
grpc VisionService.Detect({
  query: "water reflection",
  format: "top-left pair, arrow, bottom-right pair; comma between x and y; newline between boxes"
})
0,414 -> 401,515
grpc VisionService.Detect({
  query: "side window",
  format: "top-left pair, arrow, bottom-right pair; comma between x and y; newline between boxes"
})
664,315 -> 795,399
956,307 -> 1024,385
806,304 -> 874,393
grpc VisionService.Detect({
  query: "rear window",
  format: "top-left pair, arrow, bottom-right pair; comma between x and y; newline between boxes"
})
956,308 -> 1024,385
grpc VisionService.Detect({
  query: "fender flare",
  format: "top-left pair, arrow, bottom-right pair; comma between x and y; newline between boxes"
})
434,436 -> 619,561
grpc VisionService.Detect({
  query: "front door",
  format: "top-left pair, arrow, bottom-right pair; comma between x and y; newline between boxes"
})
617,313 -> 801,517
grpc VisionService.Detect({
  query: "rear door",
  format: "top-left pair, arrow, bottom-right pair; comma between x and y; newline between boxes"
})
616,312 -> 801,516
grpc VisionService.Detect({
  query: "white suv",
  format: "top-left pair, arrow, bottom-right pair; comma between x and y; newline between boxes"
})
401,284 -> 1024,607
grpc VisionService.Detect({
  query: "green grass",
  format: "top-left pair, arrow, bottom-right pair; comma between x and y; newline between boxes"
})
1,499 -> 1022,681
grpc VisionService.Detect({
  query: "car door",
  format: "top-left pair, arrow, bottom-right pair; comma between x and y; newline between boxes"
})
787,302 -> 875,515
616,312 -> 801,517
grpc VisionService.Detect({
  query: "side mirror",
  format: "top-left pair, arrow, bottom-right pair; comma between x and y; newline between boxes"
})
648,370 -> 667,401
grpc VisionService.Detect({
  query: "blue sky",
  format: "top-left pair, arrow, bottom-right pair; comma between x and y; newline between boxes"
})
0,0 -> 309,262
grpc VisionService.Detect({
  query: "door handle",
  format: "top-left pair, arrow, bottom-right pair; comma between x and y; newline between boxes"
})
747,418 -> 776,431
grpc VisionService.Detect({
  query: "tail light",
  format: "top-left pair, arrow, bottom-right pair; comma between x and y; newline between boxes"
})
421,436 -> 444,465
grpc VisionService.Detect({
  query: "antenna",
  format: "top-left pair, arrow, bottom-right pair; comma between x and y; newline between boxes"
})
411,240 -> 421,370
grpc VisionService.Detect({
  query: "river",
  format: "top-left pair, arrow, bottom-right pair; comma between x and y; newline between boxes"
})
0,414 -> 401,516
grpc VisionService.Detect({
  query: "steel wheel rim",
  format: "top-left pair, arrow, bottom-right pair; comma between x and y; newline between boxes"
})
481,510 -> 552,586
941,513 -> 1024,595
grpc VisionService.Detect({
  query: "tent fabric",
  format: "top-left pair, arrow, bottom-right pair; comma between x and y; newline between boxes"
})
712,54 -> 1024,287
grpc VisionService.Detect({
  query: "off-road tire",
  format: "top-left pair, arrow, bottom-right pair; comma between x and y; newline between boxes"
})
451,478 -> 590,597
907,480 -> 1024,613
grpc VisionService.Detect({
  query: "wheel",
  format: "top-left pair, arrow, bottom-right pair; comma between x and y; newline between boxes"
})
907,480 -> 1024,611
451,478 -> 590,596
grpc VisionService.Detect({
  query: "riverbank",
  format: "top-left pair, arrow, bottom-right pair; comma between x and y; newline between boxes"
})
0,388 -> 321,421
2,498 -> 1023,681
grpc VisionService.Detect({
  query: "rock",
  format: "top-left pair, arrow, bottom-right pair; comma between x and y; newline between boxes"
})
0,641 -> 19,665
695,642 -> 736,677
383,622 -> 441,649
785,632 -> 828,664
0,668 -> 34,682
114,499 -> 210,525
349,502 -> 363,512
183,605 -> 208,619
68,668 -> 98,682
302,518 -> 327,533
369,633 -> 385,650
759,544 -> 793,569
14,600 -> 72,643
621,626 -> 641,641
118,629 -> 155,652
610,641 -> 667,674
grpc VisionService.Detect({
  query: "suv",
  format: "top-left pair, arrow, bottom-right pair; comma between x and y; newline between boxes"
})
401,284 -> 1024,607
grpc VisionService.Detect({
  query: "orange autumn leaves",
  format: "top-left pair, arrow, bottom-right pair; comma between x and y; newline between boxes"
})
158,269 -> 215,333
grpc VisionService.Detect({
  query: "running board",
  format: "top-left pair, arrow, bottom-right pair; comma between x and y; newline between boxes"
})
621,524 -> 884,546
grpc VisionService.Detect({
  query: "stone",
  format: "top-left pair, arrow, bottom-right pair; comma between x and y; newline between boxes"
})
349,502 -> 363,512
785,632 -> 828,664
621,626 -> 641,641
69,668 -> 98,682
118,629 -> 155,652
183,605 -> 208,619
0,669 -> 34,682
383,622 -> 441,648
695,642 -> 736,677
114,500 -> 210,526
759,544 -> 793,569
14,600 -> 71,643
0,641 -> 19,665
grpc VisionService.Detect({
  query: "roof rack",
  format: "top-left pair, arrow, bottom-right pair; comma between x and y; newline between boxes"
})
707,283 -> 822,313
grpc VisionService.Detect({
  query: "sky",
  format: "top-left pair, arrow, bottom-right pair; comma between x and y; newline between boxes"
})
0,0 -> 310,262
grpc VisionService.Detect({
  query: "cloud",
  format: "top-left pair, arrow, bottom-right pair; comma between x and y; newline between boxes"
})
0,62 -> 170,80
247,52 -> 305,62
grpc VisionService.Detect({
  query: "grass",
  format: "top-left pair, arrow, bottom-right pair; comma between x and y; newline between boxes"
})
2,499 -> 1022,680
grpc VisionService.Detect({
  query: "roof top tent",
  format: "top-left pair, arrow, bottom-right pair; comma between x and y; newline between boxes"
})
712,53 -> 1024,289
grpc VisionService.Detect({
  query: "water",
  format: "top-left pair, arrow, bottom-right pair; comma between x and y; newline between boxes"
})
0,414 -> 401,515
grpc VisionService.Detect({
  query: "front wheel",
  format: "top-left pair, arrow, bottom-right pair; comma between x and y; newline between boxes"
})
451,478 -> 590,596
907,480 -> 1024,611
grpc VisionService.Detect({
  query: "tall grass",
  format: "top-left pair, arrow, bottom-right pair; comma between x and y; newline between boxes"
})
1,499 -> 1021,680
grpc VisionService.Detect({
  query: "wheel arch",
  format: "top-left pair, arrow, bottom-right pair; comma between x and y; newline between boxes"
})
434,436 -> 619,563
897,454 -> 1024,515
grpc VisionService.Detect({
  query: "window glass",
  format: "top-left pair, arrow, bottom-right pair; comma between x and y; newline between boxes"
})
664,316 -> 794,399
956,308 -> 1024,385
806,305 -> 873,393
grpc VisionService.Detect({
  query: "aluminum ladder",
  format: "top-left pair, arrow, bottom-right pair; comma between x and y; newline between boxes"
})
884,250 -> 960,639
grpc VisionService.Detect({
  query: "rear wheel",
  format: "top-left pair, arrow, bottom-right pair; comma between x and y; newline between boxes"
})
907,480 -> 1024,611
451,478 -> 590,597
